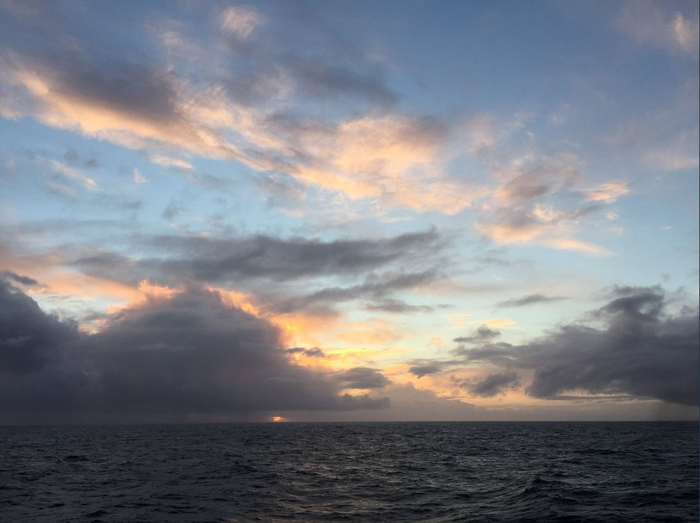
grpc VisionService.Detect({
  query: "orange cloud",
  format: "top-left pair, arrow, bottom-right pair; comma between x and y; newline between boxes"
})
1,54 -> 483,215
585,181 -> 629,203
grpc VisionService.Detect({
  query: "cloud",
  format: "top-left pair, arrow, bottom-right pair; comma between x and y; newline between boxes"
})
603,78 -> 698,173
290,113 -> 477,213
617,0 -> 699,58
466,372 -> 521,397
161,201 -> 182,221
0,276 -> 79,374
335,367 -> 391,390
492,155 -> 579,203
220,6 -> 263,39
644,127 -> 700,171
365,298 -> 434,314
476,153 -> 619,255
283,56 -> 398,106
149,155 -> 194,171
72,228 -> 442,286
294,380 -> 697,421
1,270 -> 39,287
286,347 -> 325,358
0,3 -> 477,214
48,160 -> 99,192
0,281 -> 389,422
585,181 -> 629,203
496,293 -> 567,308
408,360 -> 457,378
133,168 -> 149,184
459,286 -> 699,406
0,45 -> 480,214
454,324 -> 501,344
271,269 -> 438,315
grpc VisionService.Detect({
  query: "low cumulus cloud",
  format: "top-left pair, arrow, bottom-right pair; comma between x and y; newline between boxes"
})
0,277 -> 389,422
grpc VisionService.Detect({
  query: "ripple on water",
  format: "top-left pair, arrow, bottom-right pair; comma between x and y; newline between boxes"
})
0,422 -> 697,522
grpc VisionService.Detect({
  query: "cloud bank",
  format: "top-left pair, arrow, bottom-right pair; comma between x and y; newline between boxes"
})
443,286 -> 698,405
0,277 -> 389,422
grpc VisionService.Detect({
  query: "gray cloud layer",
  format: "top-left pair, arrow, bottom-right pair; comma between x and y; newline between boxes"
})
74,229 -> 441,284
0,278 -> 389,422
68,229 -> 444,316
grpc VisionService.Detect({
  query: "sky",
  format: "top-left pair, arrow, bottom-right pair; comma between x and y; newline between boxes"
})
0,0 -> 698,423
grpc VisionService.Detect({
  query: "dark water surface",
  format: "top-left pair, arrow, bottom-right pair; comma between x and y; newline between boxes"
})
1,422 -> 697,522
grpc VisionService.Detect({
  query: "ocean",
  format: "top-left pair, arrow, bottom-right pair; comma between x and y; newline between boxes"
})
1,422 -> 697,522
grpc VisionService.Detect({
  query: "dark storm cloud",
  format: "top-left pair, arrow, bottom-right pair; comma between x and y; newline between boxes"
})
335,367 -> 391,390
466,372 -> 521,397
460,287 -> 699,406
0,278 -> 79,374
454,325 -> 501,344
0,284 -> 389,421
496,293 -> 567,308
